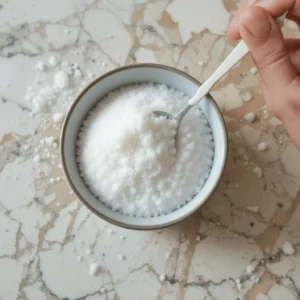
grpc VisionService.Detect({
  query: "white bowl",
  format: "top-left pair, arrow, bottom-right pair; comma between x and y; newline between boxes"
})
61,64 -> 227,230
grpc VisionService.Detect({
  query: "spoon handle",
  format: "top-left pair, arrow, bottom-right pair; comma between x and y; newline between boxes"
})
188,13 -> 287,106
188,40 -> 249,106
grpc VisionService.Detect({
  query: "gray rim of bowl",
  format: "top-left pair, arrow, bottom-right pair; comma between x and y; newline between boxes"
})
60,63 -> 228,231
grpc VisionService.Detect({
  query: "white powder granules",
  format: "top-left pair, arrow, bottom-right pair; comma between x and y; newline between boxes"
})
44,136 -> 55,147
35,62 -> 46,71
77,83 -> 214,217
52,112 -> 64,123
246,264 -> 255,275
283,241 -> 295,256
33,155 -> 41,163
242,92 -> 253,102
31,86 -> 56,113
246,206 -> 259,213
159,274 -> 166,281
258,142 -> 268,152
253,166 -> 262,178
89,262 -> 100,276
244,112 -> 256,122
250,67 -> 258,75
48,56 -> 59,67
54,71 -> 69,89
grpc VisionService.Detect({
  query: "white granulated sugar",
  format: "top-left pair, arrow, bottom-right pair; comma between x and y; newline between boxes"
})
35,62 -> 46,71
269,117 -> 282,126
283,241 -> 295,256
48,56 -> 59,67
246,264 -> 255,275
159,274 -> 166,281
100,288 -> 106,293
74,69 -> 82,78
89,262 -> 100,276
258,142 -> 268,152
247,206 -> 259,213
54,71 -> 69,89
31,86 -> 56,113
52,112 -> 64,123
242,92 -> 253,102
87,72 -> 95,80
76,256 -> 83,262
118,254 -> 125,260
44,136 -> 55,147
253,167 -> 262,178
244,112 -> 256,122
250,67 -> 258,75
107,229 -> 113,235
77,84 -> 214,217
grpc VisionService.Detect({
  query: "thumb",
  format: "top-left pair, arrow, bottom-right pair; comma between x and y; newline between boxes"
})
240,6 -> 297,89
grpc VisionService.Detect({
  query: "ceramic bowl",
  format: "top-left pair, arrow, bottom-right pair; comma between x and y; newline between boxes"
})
61,64 -> 227,230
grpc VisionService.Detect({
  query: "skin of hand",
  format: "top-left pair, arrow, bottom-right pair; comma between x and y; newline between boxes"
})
228,0 -> 300,149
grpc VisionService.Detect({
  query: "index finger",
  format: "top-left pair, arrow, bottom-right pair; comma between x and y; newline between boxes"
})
228,0 -> 300,40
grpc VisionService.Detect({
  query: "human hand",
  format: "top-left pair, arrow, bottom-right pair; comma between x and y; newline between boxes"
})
228,0 -> 300,148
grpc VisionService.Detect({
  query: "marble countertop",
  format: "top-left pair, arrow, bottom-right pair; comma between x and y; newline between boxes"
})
1,0 -> 300,299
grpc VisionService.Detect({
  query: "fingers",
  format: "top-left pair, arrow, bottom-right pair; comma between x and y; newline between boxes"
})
227,1 -> 300,149
228,0 -> 300,40
240,7 -> 297,95
228,0 -> 259,40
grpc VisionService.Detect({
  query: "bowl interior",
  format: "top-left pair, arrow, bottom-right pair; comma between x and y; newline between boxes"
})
61,65 -> 227,230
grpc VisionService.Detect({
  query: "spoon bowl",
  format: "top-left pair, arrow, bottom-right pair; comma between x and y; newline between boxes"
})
152,110 -> 173,120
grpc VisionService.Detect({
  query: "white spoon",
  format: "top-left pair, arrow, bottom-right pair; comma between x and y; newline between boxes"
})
153,13 -> 287,132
